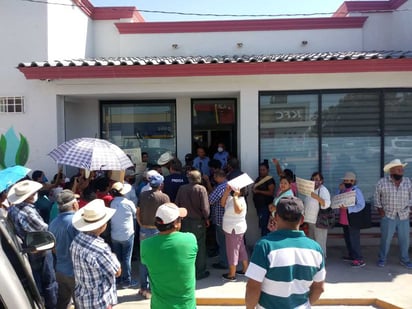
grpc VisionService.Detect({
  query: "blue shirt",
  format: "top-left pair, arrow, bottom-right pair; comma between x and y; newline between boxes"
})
208,181 -> 227,225
213,151 -> 230,169
70,232 -> 121,309
338,185 -> 365,214
48,211 -> 78,276
110,196 -> 136,241
193,156 -> 210,176
8,202 -> 48,239
246,229 -> 326,308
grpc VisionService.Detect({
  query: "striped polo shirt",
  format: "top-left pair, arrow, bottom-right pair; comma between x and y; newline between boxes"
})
246,229 -> 326,309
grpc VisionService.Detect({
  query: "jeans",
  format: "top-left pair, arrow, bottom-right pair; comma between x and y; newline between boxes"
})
139,227 -> 159,290
112,234 -> 135,284
181,218 -> 207,277
343,225 -> 362,260
379,216 -> 410,263
30,250 -> 58,309
215,225 -> 228,267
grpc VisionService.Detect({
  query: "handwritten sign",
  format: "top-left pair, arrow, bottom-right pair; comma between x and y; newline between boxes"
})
331,191 -> 356,209
296,177 -> 315,196
228,173 -> 254,190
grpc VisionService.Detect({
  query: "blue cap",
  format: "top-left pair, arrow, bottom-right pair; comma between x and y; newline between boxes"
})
149,173 -> 164,188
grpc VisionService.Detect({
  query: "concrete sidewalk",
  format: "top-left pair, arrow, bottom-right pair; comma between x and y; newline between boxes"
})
116,245 -> 412,308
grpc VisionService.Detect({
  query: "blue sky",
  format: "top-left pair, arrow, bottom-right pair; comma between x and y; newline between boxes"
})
90,0 -> 347,21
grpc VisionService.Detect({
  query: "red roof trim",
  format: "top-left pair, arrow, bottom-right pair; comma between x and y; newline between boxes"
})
18,59 -> 412,80
115,17 -> 367,34
72,0 -> 145,21
333,0 -> 407,17
72,0 -> 94,17
92,7 -> 145,22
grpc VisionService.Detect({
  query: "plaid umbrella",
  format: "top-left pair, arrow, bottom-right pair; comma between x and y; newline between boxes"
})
48,137 -> 133,171
0,165 -> 31,192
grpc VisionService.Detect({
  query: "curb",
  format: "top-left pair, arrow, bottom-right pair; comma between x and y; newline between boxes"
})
196,298 -> 403,308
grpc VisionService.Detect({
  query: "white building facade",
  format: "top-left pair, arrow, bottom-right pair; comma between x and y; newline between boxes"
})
1,0 -> 412,244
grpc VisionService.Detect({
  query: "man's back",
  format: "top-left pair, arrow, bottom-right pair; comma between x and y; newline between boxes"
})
141,232 -> 198,309
246,229 -> 325,308
175,183 -> 210,220
48,211 -> 78,276
138,190 -> 170,226
163,173 -> 188,202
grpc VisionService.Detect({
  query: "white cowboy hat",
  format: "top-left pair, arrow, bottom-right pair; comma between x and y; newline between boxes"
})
7,180 -> 42,205
157,152 -> 174,165
72,199 -> 116,232
383,159 -> 407,173
111,182 -> 132,195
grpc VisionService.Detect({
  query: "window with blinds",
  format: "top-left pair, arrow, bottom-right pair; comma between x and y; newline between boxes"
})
321,93 -> 380,203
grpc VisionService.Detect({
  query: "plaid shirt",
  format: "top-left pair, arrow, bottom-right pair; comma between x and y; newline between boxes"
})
209,181 -> 227,226
70,232 -> 121,309
8,202 -> 48,239
374,175 -> 412,220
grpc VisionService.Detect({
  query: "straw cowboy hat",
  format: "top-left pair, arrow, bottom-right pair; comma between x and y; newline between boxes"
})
72,199 -> 116,232
111,182 -> 132,195
7,180 -> 42,205
157,152 -> 174,165
383,159 -> 407,173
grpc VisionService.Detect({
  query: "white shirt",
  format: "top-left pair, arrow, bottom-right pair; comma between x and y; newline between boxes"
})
222,196 -> 247,234
304,185 -> 331,224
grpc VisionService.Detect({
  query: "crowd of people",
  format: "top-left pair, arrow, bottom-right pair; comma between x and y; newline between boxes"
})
0,143 -> 411,308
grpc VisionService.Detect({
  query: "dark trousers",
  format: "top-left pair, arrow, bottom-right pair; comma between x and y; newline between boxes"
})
343,225 -> 362,260
55,272 -> 75,309
30,250 -> 58,309
181,218 -> 207,277
256,207 -> 270,236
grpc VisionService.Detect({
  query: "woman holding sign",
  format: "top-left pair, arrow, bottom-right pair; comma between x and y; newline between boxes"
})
338,172 -> 366,268
303,172 -> 331,257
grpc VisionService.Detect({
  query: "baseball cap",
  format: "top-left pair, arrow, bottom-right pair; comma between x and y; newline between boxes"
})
342,172 -> 356,180
149,173 -> 164,188
276,196 -> 304,222
155,203 -> 187,224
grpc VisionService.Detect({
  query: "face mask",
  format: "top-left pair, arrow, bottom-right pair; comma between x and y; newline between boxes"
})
391,174 -> 403,181
32,193 -> 38,203
344,183 -> 353,188
217,147 -> 223,153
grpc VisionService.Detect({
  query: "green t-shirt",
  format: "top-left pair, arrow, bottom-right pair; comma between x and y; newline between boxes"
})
141,231 -> 198,309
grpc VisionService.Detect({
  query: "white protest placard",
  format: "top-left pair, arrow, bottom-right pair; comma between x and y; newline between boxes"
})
227,173 -> 254,190
331,191 -> 356,209
296,177 -> 315,196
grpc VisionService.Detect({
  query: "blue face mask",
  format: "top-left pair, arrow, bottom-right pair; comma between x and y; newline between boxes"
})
42,175 -> 48,183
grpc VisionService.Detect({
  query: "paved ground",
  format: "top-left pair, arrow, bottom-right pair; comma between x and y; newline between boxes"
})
116,245 -> 412,308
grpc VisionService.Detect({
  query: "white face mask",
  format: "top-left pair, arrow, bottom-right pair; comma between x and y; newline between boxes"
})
217,147 -> 224,153
32,193 -> 38,203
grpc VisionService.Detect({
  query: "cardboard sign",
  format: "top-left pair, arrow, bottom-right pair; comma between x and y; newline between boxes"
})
296,177 -> 315,196
331,191 -> 356,209
227,173 -> 254,190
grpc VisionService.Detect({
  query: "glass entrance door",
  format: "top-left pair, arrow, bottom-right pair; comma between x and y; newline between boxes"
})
192,99 -> 237,159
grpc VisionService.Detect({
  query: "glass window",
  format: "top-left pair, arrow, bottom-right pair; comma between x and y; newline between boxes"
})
384,91 -> 412,177
321,93 -> 380,203
101,101 -> 176,166
259,93 -> 319,181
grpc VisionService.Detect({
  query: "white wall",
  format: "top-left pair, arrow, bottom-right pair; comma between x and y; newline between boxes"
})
118,29 -> 363,57
93,20 -> 121,57
47,0 -> 94,59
